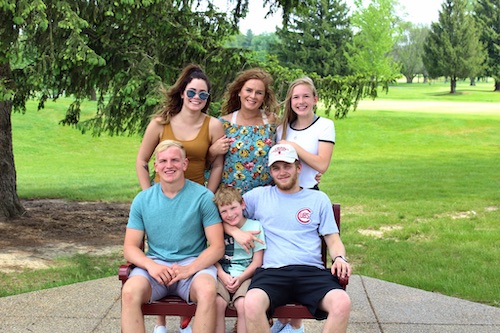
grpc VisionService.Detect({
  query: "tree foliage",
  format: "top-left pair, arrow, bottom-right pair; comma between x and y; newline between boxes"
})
393,23 -> 429,83
0,0 -> 245,218
4,1 -> 247,134
474,0 -> 500,91
273,0 -> 352,77
250,33 -> 280,55
423,0 -> 487,93
1,0 -> 390,218
345,0 -> 402,81
253,55 -> 381,119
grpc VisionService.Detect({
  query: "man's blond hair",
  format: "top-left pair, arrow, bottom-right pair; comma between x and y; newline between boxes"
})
154,140 -> 186,161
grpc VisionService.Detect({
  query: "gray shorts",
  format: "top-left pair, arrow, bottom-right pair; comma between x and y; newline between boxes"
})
216,278 -> 251,309
129,256 -> 217,304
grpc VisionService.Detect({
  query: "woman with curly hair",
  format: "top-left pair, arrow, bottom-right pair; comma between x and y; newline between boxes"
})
209,68 -> 280,194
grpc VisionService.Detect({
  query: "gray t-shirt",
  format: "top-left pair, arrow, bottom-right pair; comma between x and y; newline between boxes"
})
243,186 -> 338,269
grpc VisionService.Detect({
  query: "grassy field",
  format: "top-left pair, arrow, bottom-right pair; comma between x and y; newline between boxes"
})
8,80 -> 500,306
12,99 -> 141,201
0,254 -> 123,297
379,78 -> 499,102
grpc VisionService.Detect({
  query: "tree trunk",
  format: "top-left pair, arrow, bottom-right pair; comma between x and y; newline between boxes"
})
450,78 -> 457,94
0,63 -> 26,219
90,88 -> 97,101
495,80 -> 500,92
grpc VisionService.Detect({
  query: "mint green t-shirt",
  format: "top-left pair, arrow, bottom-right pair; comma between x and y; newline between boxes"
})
219,218 -> 266,277
127,181 -> 221,261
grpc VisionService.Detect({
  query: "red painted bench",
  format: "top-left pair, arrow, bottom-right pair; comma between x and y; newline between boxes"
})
118,203 -> 347,319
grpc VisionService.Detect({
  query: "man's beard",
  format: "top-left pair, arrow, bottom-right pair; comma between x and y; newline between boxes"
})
275,172 -> 298,191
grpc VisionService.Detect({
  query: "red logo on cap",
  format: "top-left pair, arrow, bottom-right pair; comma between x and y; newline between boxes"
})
272,146 -> 289,154
297,208 -> 312,224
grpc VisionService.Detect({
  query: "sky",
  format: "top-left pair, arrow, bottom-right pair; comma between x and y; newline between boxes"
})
232,0 -> 443,35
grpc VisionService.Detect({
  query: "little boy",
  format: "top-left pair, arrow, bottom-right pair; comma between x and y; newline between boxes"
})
213,186 -> 266,333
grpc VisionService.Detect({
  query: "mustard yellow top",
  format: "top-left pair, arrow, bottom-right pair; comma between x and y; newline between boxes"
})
154,116 -> 211,185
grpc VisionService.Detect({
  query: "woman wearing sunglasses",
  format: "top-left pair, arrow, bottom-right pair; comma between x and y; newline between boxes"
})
136,63 -> 225,194
136,64 -> 225,333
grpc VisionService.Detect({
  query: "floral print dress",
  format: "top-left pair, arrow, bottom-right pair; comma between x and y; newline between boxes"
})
220,110 -> 276,194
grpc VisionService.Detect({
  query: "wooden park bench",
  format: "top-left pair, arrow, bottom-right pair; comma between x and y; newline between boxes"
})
118,203 -> 348,320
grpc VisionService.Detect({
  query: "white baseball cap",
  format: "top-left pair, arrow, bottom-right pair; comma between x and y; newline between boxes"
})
268,144 -> 298,166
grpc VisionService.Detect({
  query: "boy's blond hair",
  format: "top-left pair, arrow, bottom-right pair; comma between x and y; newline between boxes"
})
213,186 -> 243,207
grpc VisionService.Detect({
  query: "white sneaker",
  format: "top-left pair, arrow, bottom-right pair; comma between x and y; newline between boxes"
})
153,325 -> 167,333
281,323 -> 304,333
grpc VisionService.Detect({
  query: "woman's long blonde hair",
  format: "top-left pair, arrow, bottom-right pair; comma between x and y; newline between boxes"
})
279,76 -> 318,140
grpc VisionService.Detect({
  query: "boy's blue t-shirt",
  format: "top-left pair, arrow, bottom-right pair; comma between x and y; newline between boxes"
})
127,181 -> 221,261
219,218 -> 266,277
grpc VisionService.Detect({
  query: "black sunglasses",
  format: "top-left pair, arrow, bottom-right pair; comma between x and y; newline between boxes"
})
186,89 -> 210,101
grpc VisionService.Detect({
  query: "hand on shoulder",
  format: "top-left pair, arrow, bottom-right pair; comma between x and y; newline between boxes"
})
265,111 -> 279,124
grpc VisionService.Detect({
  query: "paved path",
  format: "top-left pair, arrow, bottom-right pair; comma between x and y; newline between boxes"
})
1,275 -> 499,333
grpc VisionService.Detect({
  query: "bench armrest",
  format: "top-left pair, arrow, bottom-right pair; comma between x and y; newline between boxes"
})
119,262 -> 134,283
340,277 -> 349,289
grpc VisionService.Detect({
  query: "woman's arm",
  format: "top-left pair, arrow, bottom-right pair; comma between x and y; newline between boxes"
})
206,118 -> 226,192
136,118 -> 163,190
207,154 -> 224,193
207,135 -> 230,164
280,140 -> 334,174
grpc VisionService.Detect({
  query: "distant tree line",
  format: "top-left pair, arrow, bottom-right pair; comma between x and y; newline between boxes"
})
231,0 -> 499,93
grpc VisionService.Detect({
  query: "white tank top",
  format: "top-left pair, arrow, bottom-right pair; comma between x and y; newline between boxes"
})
230,110 -> 268,125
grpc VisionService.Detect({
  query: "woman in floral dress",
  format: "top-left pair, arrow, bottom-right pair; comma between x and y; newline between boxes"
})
210,68 -> 280,194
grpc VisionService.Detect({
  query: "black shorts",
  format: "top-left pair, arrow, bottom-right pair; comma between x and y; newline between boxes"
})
248,265 -> 343,320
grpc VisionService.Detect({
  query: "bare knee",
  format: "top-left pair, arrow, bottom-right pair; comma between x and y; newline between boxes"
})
216,295 -> 228,313
323,290 -> 351,318
244,289 -> 268,320
233,296 -> 245,315
190,274 -> 217,306
121,276 -> 151,307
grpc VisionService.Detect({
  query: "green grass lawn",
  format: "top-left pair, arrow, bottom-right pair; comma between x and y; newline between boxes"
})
13,99 -> 141,201
8,83 -> 500,306
378,79 -> 500,102
322,109 -> 499,306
